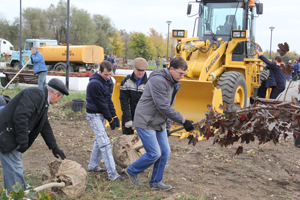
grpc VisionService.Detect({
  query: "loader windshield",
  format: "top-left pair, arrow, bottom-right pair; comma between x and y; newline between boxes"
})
200,2 -> 244,38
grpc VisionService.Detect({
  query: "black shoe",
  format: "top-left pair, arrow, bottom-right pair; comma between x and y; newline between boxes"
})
120,168 -> 126,174
87,166 -> 107,172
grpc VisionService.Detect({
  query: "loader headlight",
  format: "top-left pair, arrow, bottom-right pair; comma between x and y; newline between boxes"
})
172,30 -> 187,38
232,31 -> 246,38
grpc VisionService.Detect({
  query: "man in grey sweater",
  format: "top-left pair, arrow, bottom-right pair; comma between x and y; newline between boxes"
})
125,56 -> 194,191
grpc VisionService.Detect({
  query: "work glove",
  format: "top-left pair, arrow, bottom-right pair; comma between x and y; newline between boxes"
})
113,117 -> 120,128
125,120 -> 133,128
112,113 -> 120,127
167,130 -> 171,137
109,120 -> 117,130
183,120 -> 194,132
52,147 -> 66,160
16,143 -> 28,153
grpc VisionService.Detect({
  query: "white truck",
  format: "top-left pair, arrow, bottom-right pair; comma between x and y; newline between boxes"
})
0,38 -> 14,57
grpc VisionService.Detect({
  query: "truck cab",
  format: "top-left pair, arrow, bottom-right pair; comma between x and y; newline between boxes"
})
10,38 -> 57,68
0,38 -> 14,57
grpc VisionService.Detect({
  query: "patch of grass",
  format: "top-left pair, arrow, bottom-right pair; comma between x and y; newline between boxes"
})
0,169 -> 43,192
64,108 -> 74,115
61,92 -> 86,104
148,65 -> 159,70
233,162 -> 254,168
24,170 -> 44,190
1,83 -> 22,98
177,194 -> 207,200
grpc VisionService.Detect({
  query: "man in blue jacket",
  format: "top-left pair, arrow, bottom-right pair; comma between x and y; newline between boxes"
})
255,49 -> 286,99
86,60 -> 124,181
31,46 -> 47,88
0,78 -> 68,191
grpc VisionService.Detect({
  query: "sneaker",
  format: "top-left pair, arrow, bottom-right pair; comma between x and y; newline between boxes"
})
150,183 -> 172,191
110,174 -> 125,181
87,166 -> 107,172
125,168 -> 141,186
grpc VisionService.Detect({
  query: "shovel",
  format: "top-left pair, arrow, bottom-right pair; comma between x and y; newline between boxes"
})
24,182 -> 65,195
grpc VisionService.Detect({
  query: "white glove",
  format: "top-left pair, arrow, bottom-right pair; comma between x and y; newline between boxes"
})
125,120 -> 133,128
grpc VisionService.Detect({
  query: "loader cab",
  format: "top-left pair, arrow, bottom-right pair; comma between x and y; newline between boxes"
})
188,0 -> 263,60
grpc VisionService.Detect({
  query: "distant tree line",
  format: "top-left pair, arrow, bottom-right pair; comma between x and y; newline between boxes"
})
0,0 -> 175,61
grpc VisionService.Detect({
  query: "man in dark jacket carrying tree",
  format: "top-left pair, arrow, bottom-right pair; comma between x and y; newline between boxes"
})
255,48 -> 286,99
125,56 -> 195,191
0,78 -> 69,191
119,57 -> 148,135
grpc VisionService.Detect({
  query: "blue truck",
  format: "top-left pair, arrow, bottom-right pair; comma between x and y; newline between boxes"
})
9,38 -> 58,69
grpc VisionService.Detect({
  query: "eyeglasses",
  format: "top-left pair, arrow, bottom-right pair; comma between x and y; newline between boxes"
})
174,69 -> 186,76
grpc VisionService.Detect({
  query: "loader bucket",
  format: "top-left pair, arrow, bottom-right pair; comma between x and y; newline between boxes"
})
169,80 -> 223,138
112,75 -> 126,120
173,80 -> 223,122
112,75 -> 223,138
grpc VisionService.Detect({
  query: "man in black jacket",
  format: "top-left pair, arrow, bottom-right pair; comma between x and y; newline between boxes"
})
255,49 -> 286,99
119,57 -> 148,135
0,78 -> 69,191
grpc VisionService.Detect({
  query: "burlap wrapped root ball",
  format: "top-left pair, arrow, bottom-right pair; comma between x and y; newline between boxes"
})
42,159 -> 87,198
112,133 -> 146,168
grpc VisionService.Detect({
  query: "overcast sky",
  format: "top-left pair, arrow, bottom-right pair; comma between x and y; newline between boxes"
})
1,0 -> 300,54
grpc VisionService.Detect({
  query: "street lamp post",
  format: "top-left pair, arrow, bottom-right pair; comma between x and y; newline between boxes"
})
269,26 -> 275,59
66,0 -> 70,89
19,0 -> 22,68
166,21 -> 172,60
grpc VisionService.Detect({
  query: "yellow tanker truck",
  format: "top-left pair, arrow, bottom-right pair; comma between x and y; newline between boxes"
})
10,38 -> 104,72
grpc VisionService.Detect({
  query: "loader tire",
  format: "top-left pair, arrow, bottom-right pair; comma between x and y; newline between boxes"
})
260,70 -> 269,83
217,71 -> 247,109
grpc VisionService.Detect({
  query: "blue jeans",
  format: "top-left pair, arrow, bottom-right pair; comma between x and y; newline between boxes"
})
126,127 -> 171,186
0,149 -> 26,191
38,71 -> 47,88
86,113 -> 119,180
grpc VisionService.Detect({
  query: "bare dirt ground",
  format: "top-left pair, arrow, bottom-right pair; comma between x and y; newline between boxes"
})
17,103 -> 300,200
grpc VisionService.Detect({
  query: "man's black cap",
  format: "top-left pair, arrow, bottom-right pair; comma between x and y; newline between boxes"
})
48,78 -> 69,96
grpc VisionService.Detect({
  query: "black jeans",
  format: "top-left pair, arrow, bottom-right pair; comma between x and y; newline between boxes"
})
258,79 -> 284,99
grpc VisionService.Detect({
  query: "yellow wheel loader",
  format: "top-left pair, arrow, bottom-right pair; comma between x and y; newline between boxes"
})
112,0 -> 266,138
